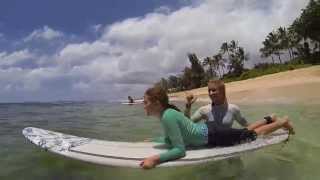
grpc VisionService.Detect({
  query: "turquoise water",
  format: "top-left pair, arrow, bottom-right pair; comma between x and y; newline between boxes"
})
0,101 -> 319,180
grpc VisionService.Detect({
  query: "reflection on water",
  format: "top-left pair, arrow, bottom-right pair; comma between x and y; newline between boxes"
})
0,101 -> 319,180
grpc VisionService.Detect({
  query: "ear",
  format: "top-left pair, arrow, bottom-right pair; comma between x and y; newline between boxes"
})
153,100 -> 163,108
154,100 -> 161,106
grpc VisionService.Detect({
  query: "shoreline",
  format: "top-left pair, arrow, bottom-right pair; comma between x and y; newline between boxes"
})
169,65 -> 320,105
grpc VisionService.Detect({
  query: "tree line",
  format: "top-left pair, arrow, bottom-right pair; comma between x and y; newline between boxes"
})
156,0 -> 320,92
260,0 -> 320,64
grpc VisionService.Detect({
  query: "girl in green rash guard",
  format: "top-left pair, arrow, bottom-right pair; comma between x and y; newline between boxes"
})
140,86 -> 294,169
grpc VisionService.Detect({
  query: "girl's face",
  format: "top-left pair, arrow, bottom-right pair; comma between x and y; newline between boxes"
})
208,83 -> 225,105
143,95 -> 157,116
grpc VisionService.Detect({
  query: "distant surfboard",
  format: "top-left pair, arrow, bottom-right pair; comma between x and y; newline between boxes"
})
23,127 -> 289,168
121,102 -> 143,105
120,99 -> 143,105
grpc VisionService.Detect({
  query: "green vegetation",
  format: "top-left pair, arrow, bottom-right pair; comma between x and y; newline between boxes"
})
156,0 -> 320,92
223,63 -> 312,83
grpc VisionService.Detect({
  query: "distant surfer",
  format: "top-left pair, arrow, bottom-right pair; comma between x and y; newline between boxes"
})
128,96 -> 134,103
140,86 -> 294,169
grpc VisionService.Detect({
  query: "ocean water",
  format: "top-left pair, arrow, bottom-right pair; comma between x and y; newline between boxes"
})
0,101 -> 319,180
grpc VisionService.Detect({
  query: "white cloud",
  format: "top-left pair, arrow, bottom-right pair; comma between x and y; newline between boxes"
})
0,50 -> 35,67
0,0 -> 310,102
24,26 -> 63,42
154,6 -> 172,14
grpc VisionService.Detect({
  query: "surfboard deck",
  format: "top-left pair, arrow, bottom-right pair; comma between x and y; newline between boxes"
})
22,127 -> 289,168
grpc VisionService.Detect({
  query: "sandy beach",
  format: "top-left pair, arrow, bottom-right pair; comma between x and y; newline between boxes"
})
170,65 -> 320,105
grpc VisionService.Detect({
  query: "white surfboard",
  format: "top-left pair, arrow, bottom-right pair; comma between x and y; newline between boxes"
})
120,99 -> 143,105
22,127 -> 289,168
121,102 -> 143,105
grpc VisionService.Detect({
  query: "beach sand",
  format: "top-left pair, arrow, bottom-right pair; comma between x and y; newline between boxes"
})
169,65 -> 320,105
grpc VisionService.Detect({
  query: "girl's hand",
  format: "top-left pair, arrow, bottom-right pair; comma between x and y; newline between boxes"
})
140,155 -> 160,169
186,94 -> 197,105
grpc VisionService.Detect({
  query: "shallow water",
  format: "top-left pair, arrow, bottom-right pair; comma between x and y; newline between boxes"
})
0,101 -> 319,180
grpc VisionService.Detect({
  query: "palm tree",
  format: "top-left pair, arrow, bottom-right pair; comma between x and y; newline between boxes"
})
220,42 -> 229,56
260,36 -> 276,64
228,40 -> 237,53
202,57 -> 216,78
292,0 -> 320,44
212,53 -> 225,77
260,41 -> 274,64
278,27 -> 292,60
267,32 -> 282,64
187,53 -> 205,88
220,40 -> 248,76
182,67 -> 193,90
167,75 -> 179,90
287,27 -> 302,60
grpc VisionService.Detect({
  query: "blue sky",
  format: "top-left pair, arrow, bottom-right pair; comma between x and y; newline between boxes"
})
0,0 -> 309,102
0,0 -> 186,37
0,0 -> 189,52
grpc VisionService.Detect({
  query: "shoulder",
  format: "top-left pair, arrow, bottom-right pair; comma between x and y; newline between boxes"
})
198,104 -> 211,113
228,104 -> 240,112
162,108 -> 182,121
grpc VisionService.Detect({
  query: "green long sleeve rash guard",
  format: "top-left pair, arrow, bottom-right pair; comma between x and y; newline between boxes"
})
155,108 -> 208,163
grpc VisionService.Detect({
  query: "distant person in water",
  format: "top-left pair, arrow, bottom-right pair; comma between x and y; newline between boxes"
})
140,86 -> 294,169
128,96 -> 134,103
184,79 -> 249,128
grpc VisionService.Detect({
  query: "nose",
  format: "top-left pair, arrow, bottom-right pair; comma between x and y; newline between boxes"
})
209,90 -> 216,96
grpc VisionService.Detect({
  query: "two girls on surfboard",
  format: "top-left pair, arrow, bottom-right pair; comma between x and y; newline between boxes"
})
140,81 -> 294,169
